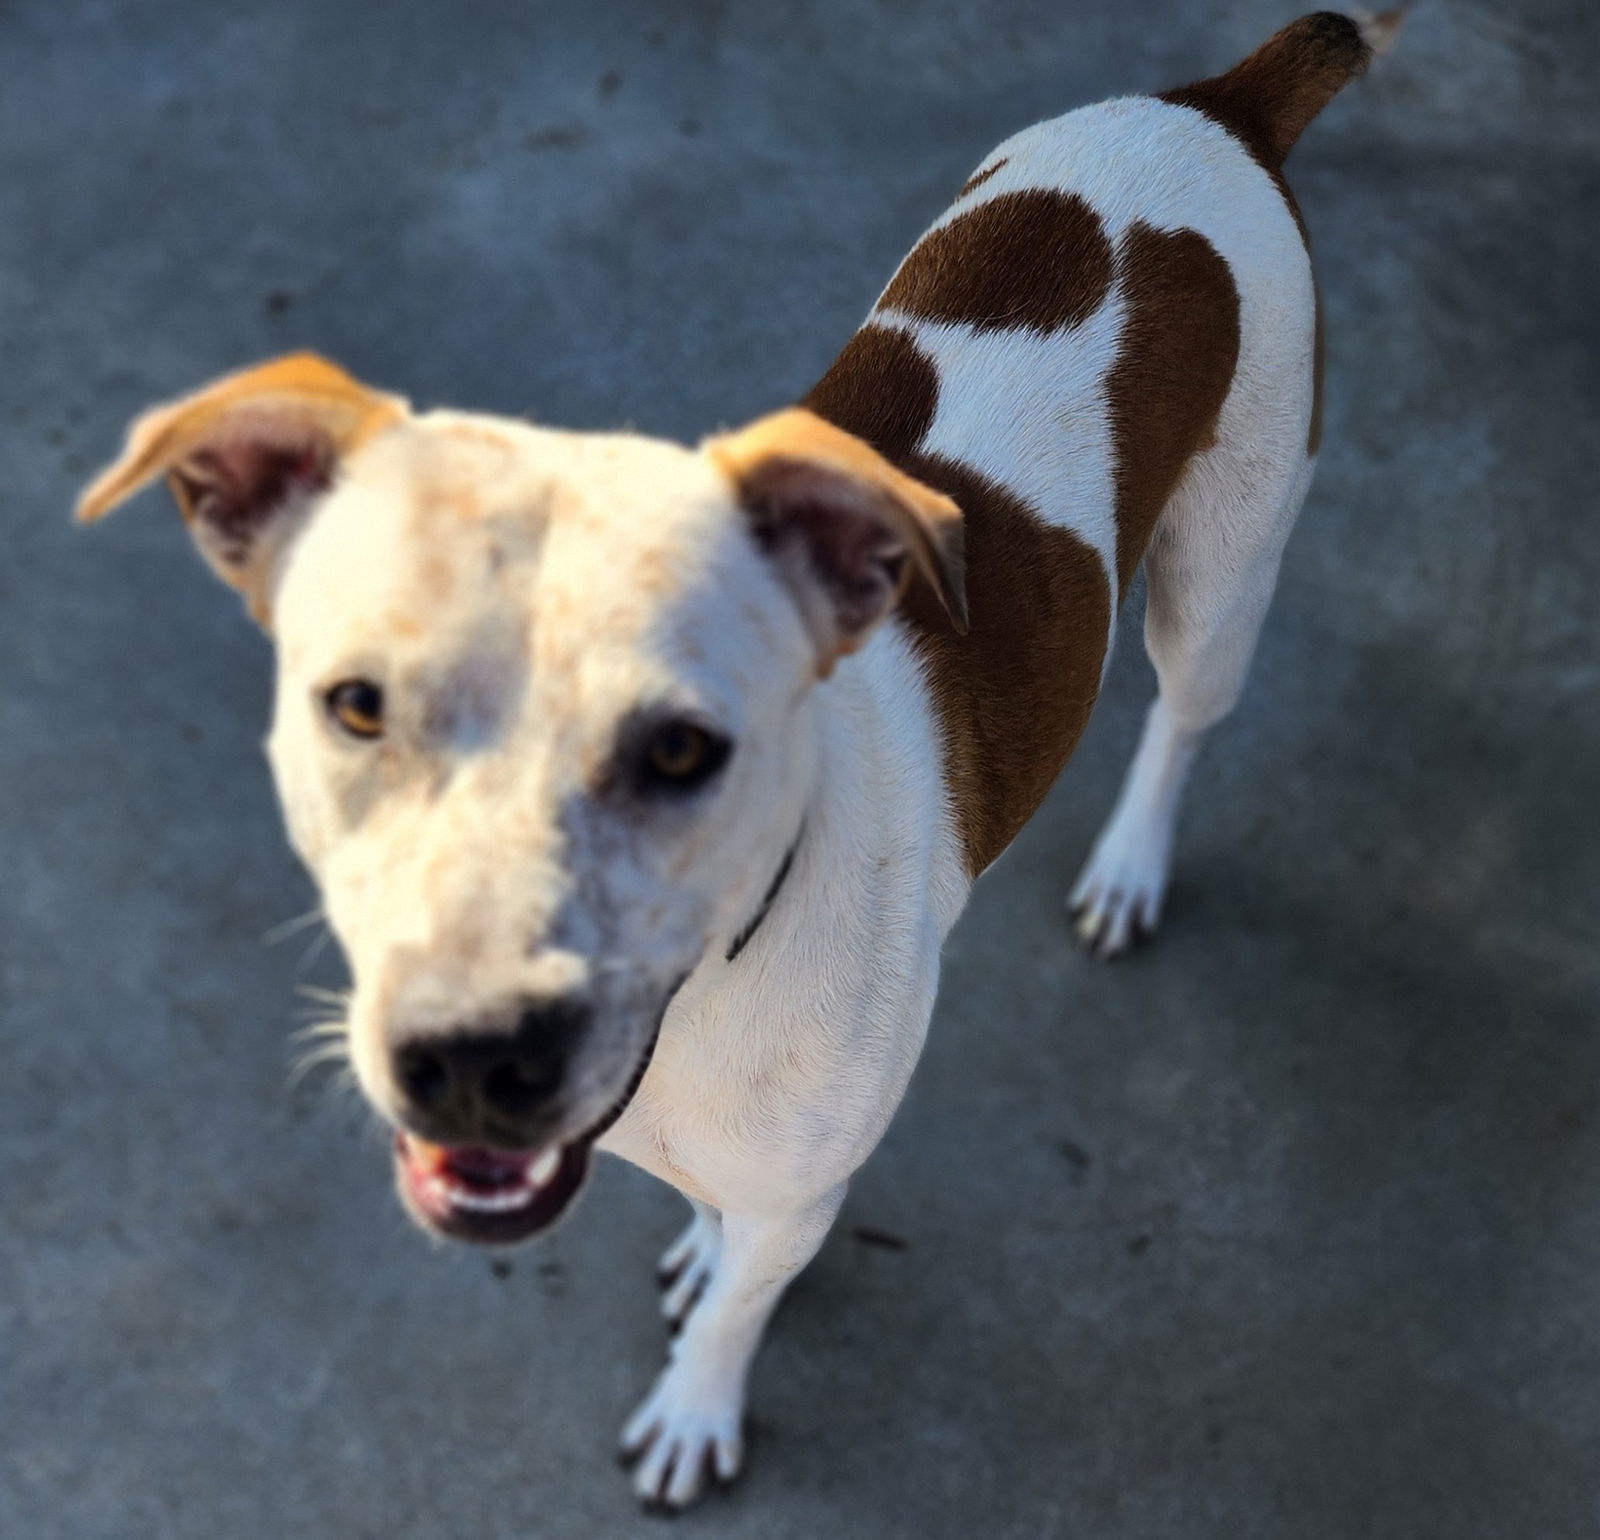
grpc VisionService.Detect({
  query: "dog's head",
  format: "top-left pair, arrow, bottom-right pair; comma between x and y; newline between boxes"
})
79,354 -> 964,1243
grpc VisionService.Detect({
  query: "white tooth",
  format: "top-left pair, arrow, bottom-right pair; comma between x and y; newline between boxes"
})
529,1147 -> 562,1188
448,1185 -> 534,1214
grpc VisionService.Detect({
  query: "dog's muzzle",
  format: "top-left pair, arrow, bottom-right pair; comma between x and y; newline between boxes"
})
385,832 -> 797,1247
391,996 -> 669,1246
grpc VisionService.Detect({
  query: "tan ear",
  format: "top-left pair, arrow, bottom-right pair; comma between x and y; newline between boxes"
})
75,353 -> 408,625
708,408 -> 967,672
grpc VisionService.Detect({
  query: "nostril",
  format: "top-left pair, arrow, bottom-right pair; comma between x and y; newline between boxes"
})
483,1055 -> 560,1117
397,1045 -> 450,1109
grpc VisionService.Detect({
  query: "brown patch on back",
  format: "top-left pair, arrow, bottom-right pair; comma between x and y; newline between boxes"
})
894,454 -> 1110,875
804,324 -> 939,464
802,216 -> 1241,872
880,190 -> 1114,335
1105,224 -> 1241,593
1158,12 -> 1371,172
958,156 -> 1009,197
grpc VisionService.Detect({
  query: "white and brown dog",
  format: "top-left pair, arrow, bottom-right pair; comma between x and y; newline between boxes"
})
78,11 -> 1393,1510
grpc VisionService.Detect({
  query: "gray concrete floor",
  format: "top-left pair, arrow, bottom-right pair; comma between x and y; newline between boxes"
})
3,0 -> 1597,1535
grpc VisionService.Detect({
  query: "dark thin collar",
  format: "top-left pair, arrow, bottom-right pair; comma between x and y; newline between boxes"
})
725,825 -> 804,963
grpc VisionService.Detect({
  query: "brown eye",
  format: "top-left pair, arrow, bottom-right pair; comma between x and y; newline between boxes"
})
325,679 -> 385,739
642,720 -> 730,791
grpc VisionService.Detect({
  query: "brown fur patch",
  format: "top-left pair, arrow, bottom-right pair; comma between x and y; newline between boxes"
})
1158,12 -> 1370,172
880,190 -> 1114,335
804,324 -> 940,464
959,156 -> 1009,197
1105,224 -> 1241,593
895,454 -> 1110,875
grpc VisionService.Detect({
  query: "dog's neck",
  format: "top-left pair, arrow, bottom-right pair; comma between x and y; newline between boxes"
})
792,620 -> 972,947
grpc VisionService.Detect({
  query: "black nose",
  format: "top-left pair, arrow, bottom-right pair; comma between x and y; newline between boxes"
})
393,996 -> 590,1145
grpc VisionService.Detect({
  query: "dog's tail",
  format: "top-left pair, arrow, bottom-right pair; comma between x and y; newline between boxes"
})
1160,10 -> 1403,171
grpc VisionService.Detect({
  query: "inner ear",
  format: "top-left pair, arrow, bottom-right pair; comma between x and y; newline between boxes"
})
708,408 -> 966,673
170,434 -> 336,576
744,461 -> 919,642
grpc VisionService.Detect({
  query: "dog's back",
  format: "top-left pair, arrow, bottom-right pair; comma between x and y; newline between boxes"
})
807,12 -> 1387,879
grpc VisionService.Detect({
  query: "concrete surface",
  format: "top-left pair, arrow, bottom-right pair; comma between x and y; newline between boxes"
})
2,0 -> 1598,1535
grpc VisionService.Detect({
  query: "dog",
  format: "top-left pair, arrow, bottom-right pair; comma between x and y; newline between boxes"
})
77,11 -> 1394,1510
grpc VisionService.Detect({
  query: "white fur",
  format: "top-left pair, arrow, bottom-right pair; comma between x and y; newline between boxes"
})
90,83 -> 1328,1513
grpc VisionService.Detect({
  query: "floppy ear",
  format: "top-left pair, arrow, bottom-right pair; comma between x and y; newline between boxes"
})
75,353 -> 408,625
707,407 -> 967,674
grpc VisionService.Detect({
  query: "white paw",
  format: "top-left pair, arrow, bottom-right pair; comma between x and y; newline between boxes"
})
619,1360 -> 744,1510
657,1213 -> 720,1328
1069,825 -> 1172,958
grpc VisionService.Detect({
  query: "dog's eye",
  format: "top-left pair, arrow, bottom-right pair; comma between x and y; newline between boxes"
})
641,720 -> 730,791
324,679 -> 385,740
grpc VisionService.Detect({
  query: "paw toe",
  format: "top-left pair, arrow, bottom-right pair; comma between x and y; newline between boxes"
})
661,1259 -> 712,1328
621,1372 -> 745,1513
1070,882 -> 1158,958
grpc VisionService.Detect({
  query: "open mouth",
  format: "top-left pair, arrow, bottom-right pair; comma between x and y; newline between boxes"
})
392,1013 -> 665,1246
395,1135 -> 593,1245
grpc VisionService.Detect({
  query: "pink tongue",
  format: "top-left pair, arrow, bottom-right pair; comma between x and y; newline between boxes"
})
440,1146 -> 530,1187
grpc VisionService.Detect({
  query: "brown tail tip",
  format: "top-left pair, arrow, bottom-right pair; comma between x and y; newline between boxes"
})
1161,11 -> 1396,171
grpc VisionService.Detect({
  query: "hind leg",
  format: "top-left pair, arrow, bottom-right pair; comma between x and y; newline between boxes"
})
1072,453 -> 1315,956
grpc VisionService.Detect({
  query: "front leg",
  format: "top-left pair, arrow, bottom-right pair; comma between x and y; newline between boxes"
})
621,1185 -> 845,1510
657,1197 -> 721,1329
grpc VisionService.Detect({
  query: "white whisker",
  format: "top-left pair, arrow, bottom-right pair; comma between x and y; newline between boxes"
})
287,1038 -> 354,1091
294,984 -> 351,1006
290,1018 -> 350,1043
262,907 -> 326,947
296,925 -> 335,974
